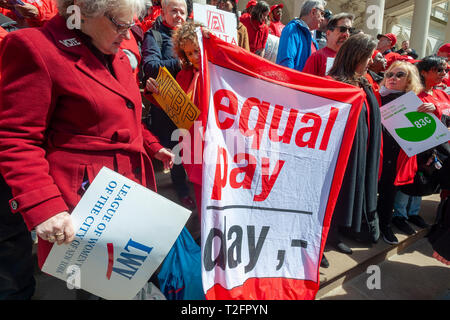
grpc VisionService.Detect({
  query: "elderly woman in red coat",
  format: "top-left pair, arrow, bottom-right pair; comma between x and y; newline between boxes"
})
0,0 -> 174,269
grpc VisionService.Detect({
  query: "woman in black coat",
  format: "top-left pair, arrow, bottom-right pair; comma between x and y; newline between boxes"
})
327,33 -> 381,255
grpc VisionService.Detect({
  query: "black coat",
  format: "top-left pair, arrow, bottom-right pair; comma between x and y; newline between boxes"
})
333,85 -> 382,232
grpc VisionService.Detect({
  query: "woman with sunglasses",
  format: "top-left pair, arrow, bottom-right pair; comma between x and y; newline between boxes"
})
0,0 -> 175,277
377,61 -> 426,244
390,57 -> 450,240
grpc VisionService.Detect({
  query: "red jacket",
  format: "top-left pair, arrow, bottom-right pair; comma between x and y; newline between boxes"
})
0,15 -> 163,268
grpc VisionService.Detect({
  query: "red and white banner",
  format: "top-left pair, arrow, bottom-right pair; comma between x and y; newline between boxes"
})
197,32 -> 365,300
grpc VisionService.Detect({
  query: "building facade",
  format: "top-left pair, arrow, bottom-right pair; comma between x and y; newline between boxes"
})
233,0 -> 449,58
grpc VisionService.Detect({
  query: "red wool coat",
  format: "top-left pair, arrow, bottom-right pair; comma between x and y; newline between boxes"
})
0,15 -> 163,268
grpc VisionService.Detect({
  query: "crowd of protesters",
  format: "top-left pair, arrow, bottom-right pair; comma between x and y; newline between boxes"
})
0,0 -> 449,300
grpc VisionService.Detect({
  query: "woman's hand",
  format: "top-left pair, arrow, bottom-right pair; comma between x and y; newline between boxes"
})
417,103 -> 436,113
432,251 -> 450,265
14,3 -> 39,19
154,148 -> 175,171
145,78 -> 159,94
35,211 -> 75,245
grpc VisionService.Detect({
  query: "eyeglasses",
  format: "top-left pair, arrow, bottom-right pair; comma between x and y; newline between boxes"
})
385,71 -> 407,79
105,14 -> 135,34
330,26 -> 355,34
315,7 -> 325,17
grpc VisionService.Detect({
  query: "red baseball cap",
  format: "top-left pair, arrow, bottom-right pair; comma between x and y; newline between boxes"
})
377,33 -> 397,47
270,3 -> 283,13
246,0 -> 257,9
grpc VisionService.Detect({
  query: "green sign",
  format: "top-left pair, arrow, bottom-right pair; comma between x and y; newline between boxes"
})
395,112 -> 437,142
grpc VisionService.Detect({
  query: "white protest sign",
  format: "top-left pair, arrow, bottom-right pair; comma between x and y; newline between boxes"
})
193,3 -> 238,46
42,167 -> 191,300
326,57 -> 335,75
380,91 -> 450,157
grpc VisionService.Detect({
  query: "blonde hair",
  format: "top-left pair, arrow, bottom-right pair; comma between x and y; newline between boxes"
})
57,0 -> 146,18
172,21 -> 203,68
381,61 -> 423,94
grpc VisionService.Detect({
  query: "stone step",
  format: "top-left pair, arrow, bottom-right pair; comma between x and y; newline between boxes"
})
316,194 -> 441,299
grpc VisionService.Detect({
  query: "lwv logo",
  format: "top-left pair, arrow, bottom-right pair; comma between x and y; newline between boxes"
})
106,239 -> 153,280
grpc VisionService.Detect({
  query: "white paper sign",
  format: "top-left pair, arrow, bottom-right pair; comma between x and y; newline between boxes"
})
42,167 -> 191,300
325,57 -> 335,75
380,91 -> 450,157
193,3 -> 238,46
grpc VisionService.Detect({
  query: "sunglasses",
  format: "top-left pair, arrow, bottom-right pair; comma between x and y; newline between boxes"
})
435,67 -> 449,73
385,71 -> 407,79
330,26 -> 355,34
105,14 -> 135,34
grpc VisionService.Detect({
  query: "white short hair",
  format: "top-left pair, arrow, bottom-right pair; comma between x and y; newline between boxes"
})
300,0 -> 327,18
57,0 -> 146,18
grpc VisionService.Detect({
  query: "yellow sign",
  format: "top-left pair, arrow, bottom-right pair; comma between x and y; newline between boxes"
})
153,66 -> 200,130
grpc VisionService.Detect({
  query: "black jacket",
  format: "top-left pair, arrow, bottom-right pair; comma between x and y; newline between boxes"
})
141,17 -> 181,81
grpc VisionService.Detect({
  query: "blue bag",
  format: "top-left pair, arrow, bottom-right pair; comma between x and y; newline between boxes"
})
157,227 -> 205,300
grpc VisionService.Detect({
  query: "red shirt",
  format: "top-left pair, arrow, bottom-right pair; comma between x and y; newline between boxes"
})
240,15 -> 269,54
418,89 -> 450,119
302,46 -> 336,77
268,20 -> 285,37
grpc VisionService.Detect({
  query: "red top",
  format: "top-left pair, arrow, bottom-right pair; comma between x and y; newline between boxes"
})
418,88 -> 450,119
303,46 -> 336,77
240,15 -> 269,54
268,20 -> 285,37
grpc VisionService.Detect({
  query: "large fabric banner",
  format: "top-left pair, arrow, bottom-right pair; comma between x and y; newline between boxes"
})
197,32 -> 366,300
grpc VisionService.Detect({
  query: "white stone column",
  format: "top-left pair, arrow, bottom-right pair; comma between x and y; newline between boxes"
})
363,0 -> 385,38
445,18 -> 450,44
410,0 -> 432,59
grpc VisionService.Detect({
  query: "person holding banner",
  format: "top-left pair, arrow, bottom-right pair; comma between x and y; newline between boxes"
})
328,33 -> 382,248
146,21 -> 203,220
142,0 -> 197,210
0,0 -> 175,273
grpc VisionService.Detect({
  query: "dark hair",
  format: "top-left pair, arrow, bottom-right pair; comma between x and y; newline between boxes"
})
326,12 -> 354,30
329,33 -> 377,87
251,1 -> 270,23
216,0 -> 240,26
416,55 -> 447,85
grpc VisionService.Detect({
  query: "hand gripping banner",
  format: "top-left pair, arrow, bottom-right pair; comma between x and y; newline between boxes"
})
197,31 -> 366,300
